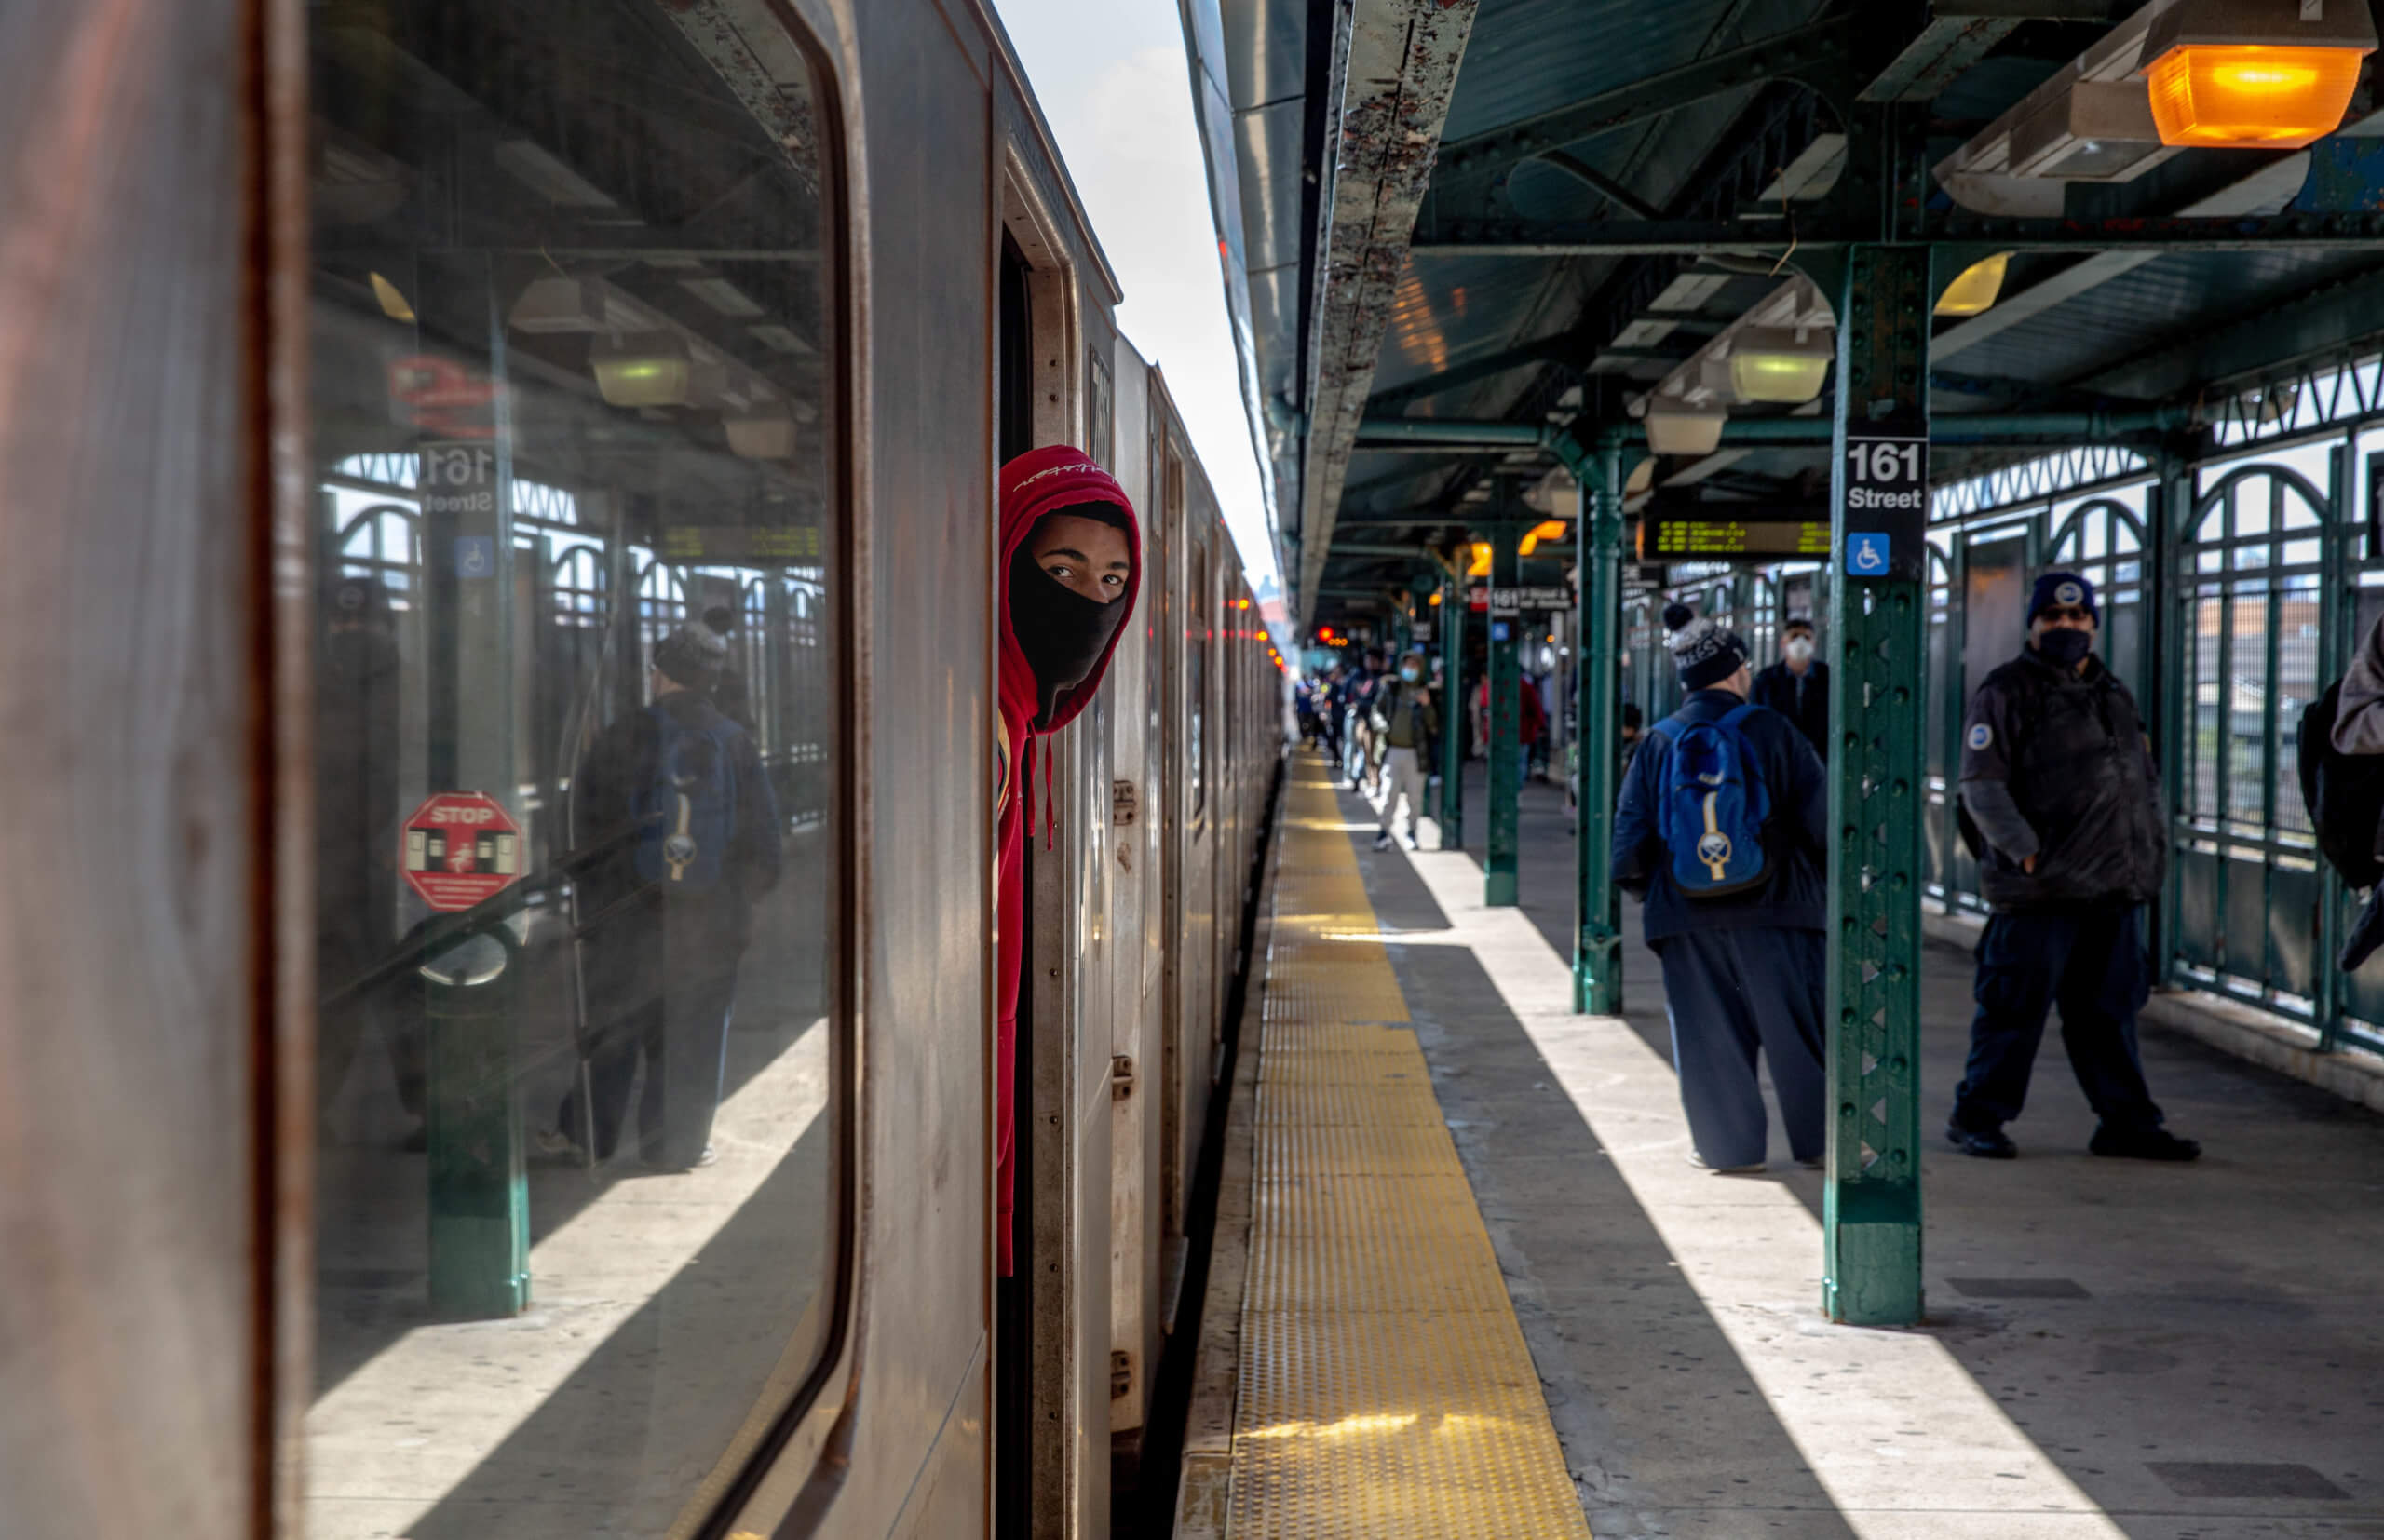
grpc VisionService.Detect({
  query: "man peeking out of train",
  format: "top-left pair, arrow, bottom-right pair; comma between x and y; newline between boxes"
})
543,619 -> 782,1173
1613,604 -> 1829,1174
996,446 -> 1142,1276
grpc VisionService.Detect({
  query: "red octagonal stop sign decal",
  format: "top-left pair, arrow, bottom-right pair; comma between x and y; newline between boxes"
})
400,790 -> 524,912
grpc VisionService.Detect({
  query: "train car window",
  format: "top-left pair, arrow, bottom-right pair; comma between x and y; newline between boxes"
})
303,5 -> 846,1536
1190,542 -> 1210,821
1087,348 -> 1114,470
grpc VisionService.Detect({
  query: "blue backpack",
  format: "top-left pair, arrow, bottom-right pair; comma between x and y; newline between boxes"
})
633,706 -> 741,895
1646,703 -> 1772,897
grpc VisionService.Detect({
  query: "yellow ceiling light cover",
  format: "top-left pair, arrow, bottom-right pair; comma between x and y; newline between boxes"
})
1517,519 -> 1568,556
1934,251 -> 2011,317
369,272 -> 416,323
2146,44 -> 2367,147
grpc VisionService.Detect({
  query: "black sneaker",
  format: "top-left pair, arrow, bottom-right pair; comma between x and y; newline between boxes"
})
2089,1126 -> 2201,1162
1946,1122 -> 2018,1159
1372,831 -> 1394,850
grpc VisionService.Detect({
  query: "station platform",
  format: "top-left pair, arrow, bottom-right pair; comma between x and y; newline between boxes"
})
1184,750 -> 2384,1540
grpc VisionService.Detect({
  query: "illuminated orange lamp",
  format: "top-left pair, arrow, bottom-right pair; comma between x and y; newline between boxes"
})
1428,590 -> 1443,606
1516,519 -> 1569,556
1466,540 -> 1493,577
2146,43 -> 2369,146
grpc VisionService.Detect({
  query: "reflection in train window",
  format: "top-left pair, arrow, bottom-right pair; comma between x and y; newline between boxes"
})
305,6 -> 842,1536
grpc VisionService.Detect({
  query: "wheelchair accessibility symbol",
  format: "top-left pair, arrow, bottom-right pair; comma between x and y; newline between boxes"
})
1845,533 -> 1890,576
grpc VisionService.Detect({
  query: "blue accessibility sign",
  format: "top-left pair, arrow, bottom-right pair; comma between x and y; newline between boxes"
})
1844,532 -> 1890,576
454,535 -> 496,578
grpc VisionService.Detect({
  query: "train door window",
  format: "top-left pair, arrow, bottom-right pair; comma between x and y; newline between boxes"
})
1189,542 -> 1210,823
304,6 -> 847,1536
999,234 -> 1035,464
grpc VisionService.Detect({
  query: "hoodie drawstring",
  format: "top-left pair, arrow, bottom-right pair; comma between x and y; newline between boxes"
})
1042,737 -> 1057,852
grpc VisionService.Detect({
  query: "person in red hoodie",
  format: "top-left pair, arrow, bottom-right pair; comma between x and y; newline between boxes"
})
996,446 -> 1141,1274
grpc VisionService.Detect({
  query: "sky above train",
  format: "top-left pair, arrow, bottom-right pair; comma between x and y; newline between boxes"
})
993,0 -> 1281,601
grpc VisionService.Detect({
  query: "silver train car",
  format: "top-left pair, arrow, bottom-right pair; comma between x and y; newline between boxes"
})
0,2 -> 1282,1539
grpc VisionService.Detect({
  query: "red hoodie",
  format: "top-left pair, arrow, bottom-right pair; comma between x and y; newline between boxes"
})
996,446 -> 1142,1275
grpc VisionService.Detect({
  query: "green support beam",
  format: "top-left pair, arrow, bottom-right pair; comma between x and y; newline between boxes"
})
1570,438 -> 1626,1013
1487,522 -> 1523,907
1823,244 -> 1929,1327
1440,569 -> 1468,851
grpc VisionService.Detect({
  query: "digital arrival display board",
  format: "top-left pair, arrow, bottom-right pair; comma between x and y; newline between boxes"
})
1637,507 -> 1832,561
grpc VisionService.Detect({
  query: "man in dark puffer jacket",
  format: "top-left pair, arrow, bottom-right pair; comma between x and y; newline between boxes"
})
1950,571 -> 2200,1162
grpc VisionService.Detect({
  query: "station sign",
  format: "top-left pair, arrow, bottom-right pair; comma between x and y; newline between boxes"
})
1840,429 -> 1929,581
401,790 -> 524,912
1469,585 -> 1573,614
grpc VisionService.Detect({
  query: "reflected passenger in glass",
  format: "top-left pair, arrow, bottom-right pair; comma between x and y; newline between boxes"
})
548,620 -> 782,1171
317,574 -> 425,1148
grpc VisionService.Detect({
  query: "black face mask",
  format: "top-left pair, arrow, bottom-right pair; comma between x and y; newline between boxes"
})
2036,627 -> 2092,667
1009,544 -> 1128,728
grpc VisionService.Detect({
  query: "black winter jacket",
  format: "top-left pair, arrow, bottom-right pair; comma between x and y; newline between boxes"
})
1750,658 -> 1830,760
1957,650 -> 2164,912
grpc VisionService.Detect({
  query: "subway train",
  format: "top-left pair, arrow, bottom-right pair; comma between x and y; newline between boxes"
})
1,3 -> 1285,1539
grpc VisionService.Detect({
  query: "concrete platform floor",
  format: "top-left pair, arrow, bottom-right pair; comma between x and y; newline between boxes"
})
1343,755 -> 2384,1540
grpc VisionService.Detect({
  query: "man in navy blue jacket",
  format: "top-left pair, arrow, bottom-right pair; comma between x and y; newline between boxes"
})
1614,603 -> 1830,1172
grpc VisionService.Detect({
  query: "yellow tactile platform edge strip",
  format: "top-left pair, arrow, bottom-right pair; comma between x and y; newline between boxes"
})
1226,755 -> 1592,1538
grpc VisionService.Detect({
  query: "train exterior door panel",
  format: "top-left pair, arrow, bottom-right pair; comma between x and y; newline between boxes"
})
1103,339 -> 1164,1442
0,6 -> 273,1536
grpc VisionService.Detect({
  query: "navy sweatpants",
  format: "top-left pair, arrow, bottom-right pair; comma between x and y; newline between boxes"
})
1952,906 -> 2163,1136
1654,927 -> 1828,1168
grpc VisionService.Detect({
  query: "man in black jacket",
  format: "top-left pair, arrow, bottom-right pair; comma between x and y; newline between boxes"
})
1950,572 -> 2199,1162
1750,616 -> 1829,760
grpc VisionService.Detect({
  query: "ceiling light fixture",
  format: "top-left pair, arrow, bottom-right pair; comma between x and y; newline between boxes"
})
1934,252 -> 2013,317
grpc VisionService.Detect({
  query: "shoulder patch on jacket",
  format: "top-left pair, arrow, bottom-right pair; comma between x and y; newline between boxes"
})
1968,722 -> 1992,750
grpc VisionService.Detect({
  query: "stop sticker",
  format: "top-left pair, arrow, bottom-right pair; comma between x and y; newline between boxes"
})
400,790 -> 524,912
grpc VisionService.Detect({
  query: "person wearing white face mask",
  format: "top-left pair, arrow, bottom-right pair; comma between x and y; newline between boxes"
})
1372,645 -> 1439,850
1750,616 -> 1830,761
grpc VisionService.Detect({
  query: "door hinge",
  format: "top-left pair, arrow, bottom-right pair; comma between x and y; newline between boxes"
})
1110,1350 -> 1132,1399
1111,1054 -> 1135,1101
1113,778 -> 1139,826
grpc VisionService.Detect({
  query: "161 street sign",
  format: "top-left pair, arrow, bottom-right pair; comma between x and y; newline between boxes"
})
1840,431 -> 1928,581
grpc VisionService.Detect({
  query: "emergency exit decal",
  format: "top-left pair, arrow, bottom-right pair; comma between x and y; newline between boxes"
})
401,790 -> 523,912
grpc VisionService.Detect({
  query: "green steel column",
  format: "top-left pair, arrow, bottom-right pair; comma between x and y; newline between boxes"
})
1573,438 -> 1626,1012
2317,439 -> 2352,1050
1486,523 -> 1523,906
426,925 -> 530,1317
1440,571 -> 1467,850
1823,245 -> 1929,1327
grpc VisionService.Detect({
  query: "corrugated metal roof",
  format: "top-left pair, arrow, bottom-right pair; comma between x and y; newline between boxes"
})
1946,249 -> 2380,391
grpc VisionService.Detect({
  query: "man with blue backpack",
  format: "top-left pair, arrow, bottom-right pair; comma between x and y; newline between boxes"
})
1613,602 -> 1830,1173
546,619 -> 782,1171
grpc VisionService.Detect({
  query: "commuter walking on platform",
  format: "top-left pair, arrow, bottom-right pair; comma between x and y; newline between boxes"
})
1949,572 -> 2200,1161
1751,616 -> 1830,760
993,446 -> 1141,1274
1615,603 -> 1829,1172
553,619 -> 782,1172
1371,646 -> 1439,850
